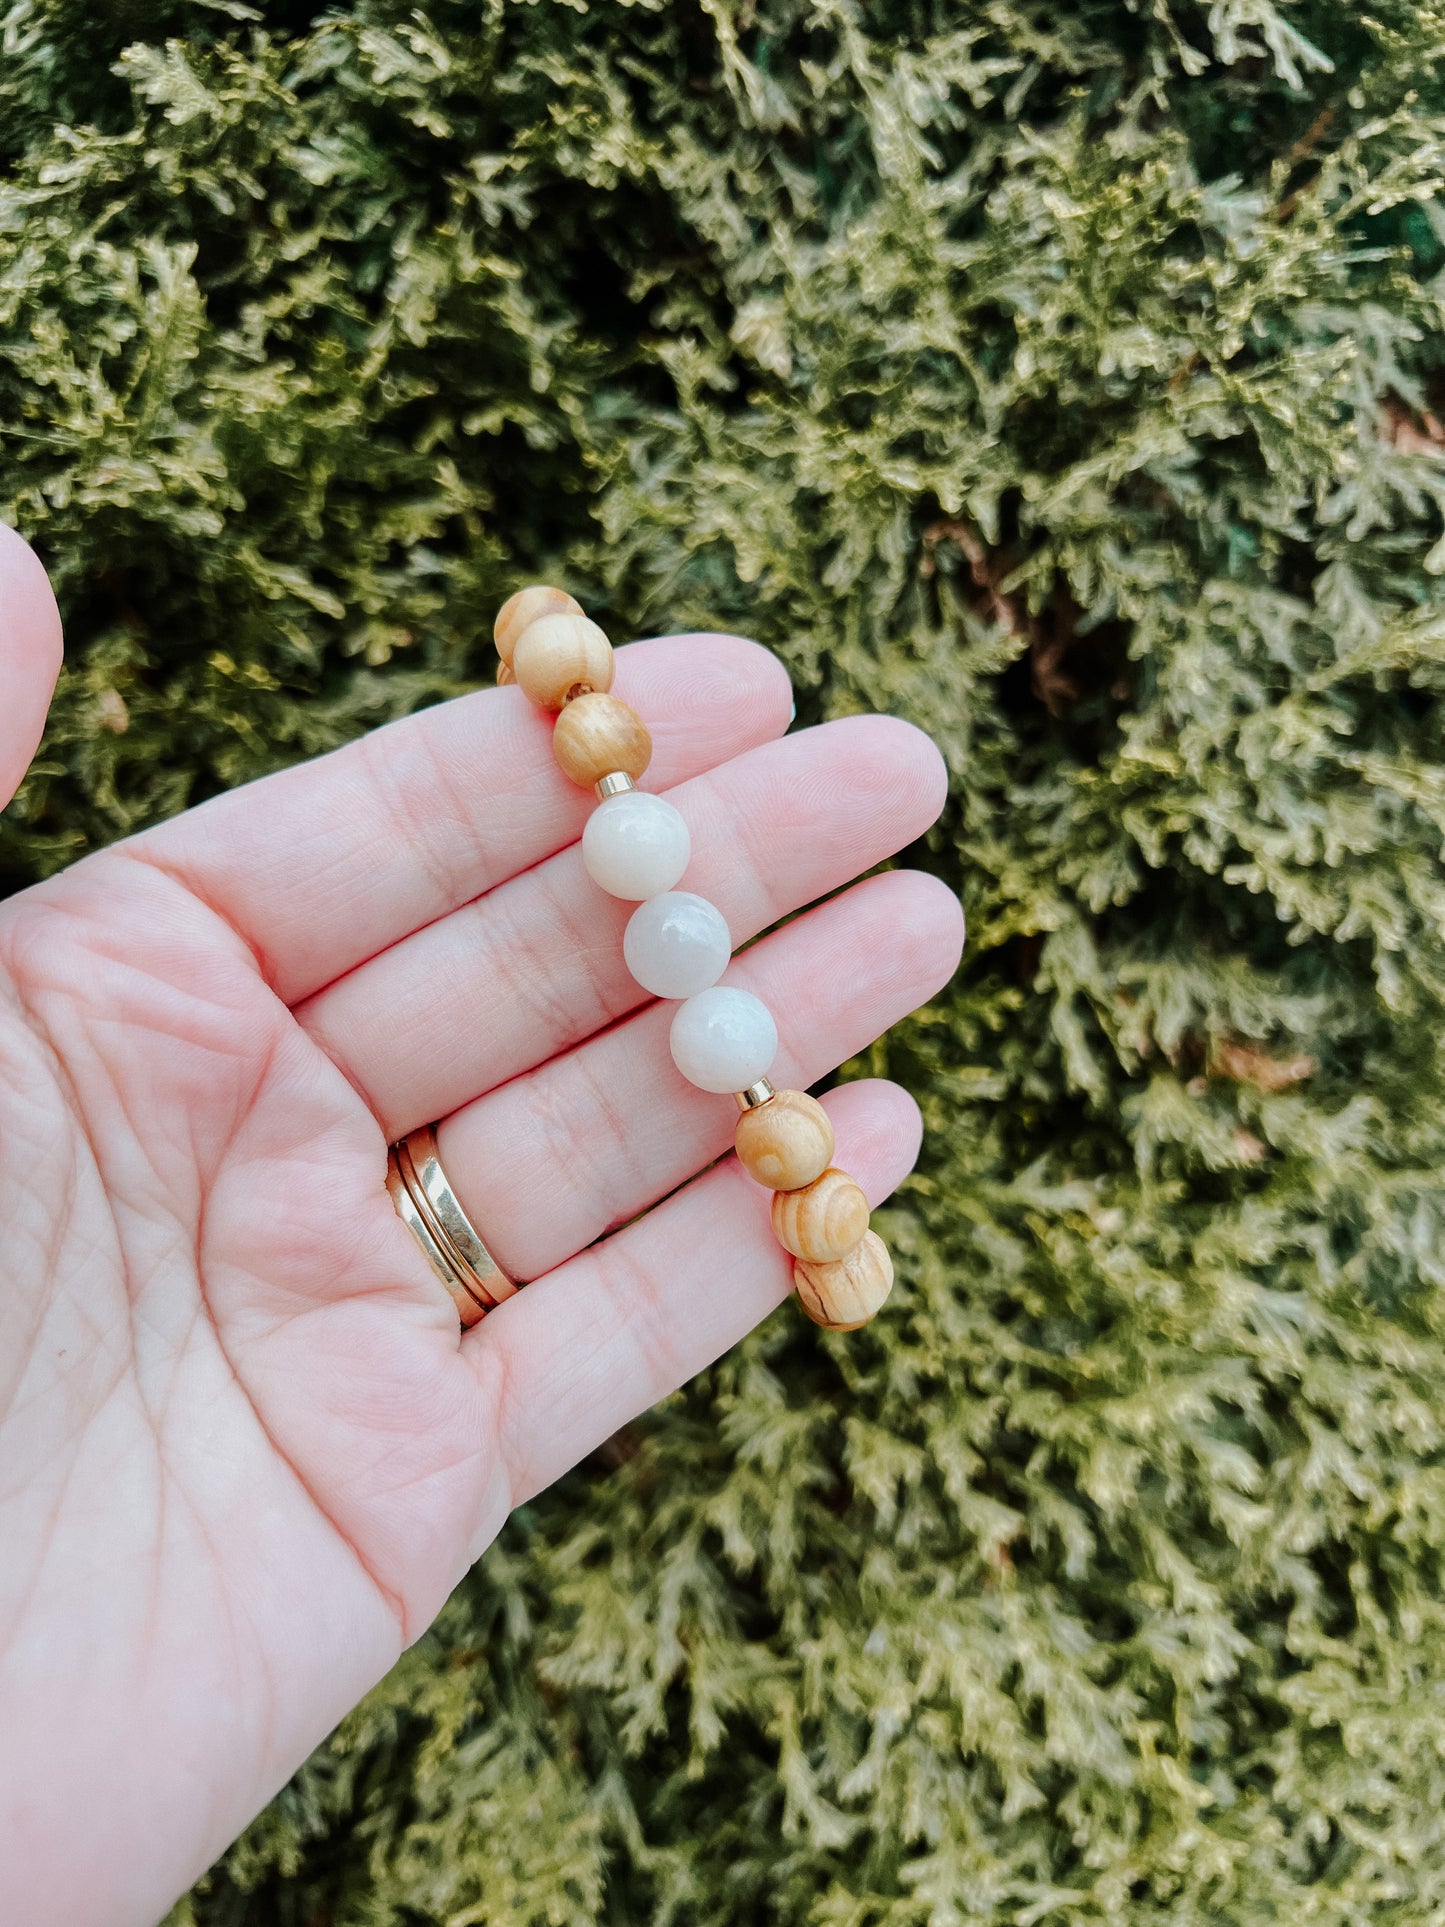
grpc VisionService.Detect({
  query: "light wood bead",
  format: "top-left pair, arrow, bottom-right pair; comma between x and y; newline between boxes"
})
771,1166 -> 869,1263
735,1089 -> 834,1191
794,1230 -> 893,1331
512,612 -> 615,711
496,660 -> 515,685
494,585 -> 582,665
552,692 -> 652,787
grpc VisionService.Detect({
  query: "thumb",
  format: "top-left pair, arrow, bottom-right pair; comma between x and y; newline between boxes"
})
0,525 -> 63,812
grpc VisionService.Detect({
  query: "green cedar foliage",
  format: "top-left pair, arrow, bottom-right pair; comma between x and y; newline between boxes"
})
5,0 -> 1445,1919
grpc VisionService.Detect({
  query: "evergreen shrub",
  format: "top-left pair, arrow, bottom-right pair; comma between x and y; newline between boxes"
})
5,0 -> 1445,1919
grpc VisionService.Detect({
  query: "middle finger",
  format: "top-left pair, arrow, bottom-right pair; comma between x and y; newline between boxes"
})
301,714 -> 946,1139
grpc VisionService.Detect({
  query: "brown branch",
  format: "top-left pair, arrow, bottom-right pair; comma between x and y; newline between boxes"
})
922,519 -> 1082,715
1212,1038 -> 1316,1092
1276,105 -> 1336,224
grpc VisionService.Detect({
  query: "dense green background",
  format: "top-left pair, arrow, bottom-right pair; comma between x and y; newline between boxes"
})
6,0 -> 1445,1920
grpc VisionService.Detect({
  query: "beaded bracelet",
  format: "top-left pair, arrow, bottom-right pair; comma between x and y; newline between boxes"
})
495,585 -> 893,1332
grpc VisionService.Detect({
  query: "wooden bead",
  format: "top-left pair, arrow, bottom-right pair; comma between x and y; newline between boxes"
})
552,692 -> 652,787
494,585 -> 582,665
735,1089 -> 834,1191
794,1230 -> 893,1331
512,613 -> 615,711
771,1166 -> 869,1262
496,660 -> 515,685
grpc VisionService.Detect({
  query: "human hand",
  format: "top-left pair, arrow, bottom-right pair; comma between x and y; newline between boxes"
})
0,527 -> 963,1926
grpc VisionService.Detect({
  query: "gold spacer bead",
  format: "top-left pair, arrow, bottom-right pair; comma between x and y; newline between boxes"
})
594,771 -> 637,800
734,1078 -> 777,1113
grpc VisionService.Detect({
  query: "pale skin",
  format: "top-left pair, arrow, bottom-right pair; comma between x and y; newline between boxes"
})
0,526 -> 964,1926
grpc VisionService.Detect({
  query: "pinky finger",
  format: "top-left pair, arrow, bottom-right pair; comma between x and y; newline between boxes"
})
466,1078 -> 923,1510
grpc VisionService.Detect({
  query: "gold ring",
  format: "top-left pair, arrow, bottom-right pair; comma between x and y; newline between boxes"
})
385,1124 -> 516,1325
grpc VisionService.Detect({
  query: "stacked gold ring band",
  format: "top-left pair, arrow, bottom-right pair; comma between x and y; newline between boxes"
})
385,1124 -> 516,1326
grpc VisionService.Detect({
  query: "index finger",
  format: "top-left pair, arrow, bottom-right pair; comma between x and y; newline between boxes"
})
125,633 -> 793,1005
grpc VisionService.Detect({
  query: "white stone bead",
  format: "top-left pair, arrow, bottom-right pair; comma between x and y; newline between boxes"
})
581,790 -> 691,901
669,986 -> 778,1094
623,892 -> 733,999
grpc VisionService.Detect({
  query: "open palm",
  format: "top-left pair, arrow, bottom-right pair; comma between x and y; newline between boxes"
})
0,529 -> 961,1927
